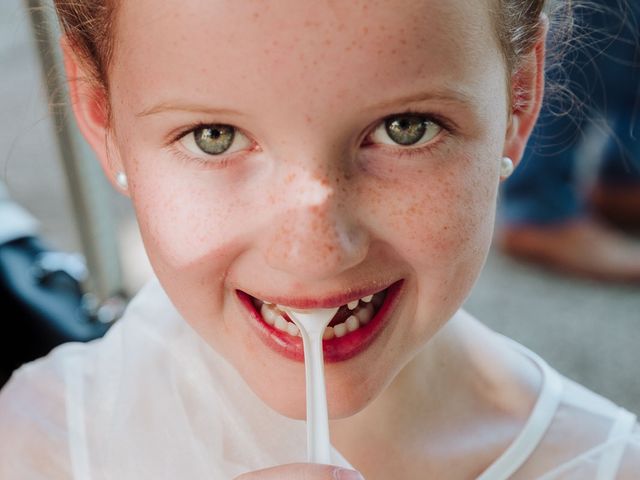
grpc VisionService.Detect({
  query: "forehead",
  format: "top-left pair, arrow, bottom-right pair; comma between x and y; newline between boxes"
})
111,0 -> 502,117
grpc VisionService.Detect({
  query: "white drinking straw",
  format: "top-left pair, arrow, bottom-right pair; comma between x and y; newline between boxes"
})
280,306 -> 339,464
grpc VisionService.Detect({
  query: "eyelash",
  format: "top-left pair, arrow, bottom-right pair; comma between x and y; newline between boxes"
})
364,111 -> 455,160
168,111 -> 455,167
168,122 -> 254,169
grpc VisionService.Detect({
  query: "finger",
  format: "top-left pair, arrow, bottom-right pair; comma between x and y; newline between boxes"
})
233,463 -> 364,480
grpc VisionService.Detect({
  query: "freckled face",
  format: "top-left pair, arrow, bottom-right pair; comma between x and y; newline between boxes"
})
108,0 -> 508,418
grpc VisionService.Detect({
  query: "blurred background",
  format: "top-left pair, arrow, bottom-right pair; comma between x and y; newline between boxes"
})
1,0 -> 639,413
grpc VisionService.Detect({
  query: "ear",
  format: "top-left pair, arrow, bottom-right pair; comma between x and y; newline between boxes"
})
503,15 -> 549,167
60,37 -> 127,195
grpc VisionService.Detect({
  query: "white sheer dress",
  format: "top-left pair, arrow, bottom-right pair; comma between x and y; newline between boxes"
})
0,278 -> 638,479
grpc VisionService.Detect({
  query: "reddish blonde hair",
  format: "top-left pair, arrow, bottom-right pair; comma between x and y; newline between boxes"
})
54,0 -> 119,91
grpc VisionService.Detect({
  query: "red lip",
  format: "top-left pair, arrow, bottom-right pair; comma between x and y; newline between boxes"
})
247,283 -> 394,310
236,280 -> 404,362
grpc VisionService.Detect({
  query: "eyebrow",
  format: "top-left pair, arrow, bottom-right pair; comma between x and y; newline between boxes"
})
136,103 -> 243,118
136,88 -> 473,118
367,88 -> 474,112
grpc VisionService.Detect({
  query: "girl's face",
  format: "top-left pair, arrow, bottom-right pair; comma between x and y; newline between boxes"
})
77,0 -> 540,418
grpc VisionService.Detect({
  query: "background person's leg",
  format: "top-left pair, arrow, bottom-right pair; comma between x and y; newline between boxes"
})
496,1 -> 640,281
594,0 -> 640,186
500,103 -> 586,227
591,108 -> 640,228
496,102 -> 640,281
584,1 -> 640,228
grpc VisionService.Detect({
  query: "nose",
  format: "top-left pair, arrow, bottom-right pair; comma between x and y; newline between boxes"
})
263,168 -> 369,281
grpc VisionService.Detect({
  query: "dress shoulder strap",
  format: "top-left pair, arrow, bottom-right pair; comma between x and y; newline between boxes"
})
595,407 -> 637,480
476,336 -> 564,480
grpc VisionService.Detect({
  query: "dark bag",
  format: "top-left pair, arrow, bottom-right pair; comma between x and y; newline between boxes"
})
0,236 -> 112,385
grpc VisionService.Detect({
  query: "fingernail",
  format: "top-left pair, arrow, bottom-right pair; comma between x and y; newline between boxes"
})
333,467 -> 365,480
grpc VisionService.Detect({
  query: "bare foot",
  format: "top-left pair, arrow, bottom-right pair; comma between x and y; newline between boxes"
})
497,219 -> 640,282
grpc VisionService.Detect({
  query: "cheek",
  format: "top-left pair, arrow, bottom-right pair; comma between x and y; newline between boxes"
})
126,158 -> 246,275
367,150 -> 498,281
135,187 -> 232,273
361,151 -> 499,350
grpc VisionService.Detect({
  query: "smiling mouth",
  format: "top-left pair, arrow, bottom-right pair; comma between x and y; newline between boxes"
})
252,290 -> 387,339
237,280 -> 404,362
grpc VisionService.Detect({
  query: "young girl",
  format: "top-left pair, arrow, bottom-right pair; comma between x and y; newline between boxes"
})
1,0 -> 638,478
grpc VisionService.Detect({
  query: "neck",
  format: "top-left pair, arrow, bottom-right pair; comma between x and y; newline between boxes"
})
329,310 -> 541,469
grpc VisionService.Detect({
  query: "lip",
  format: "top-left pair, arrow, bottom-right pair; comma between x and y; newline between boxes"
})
236,279 -> 404,362
247,282 -> 396,310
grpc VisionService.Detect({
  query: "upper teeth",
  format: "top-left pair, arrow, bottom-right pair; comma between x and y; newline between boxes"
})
258,292 -> 381,338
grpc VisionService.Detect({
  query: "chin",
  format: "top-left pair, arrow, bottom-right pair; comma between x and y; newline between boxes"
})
232,355 -> 390,421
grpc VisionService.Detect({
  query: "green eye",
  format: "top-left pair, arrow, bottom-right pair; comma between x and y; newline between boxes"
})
180,124 -> 251,157
194,125 -> 235,154
386,116 -> 427,145
371,114 -> 442,147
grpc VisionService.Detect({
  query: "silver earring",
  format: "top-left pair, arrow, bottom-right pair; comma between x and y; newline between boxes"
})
116,171 -> 128,190
500,157 -> 514,179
